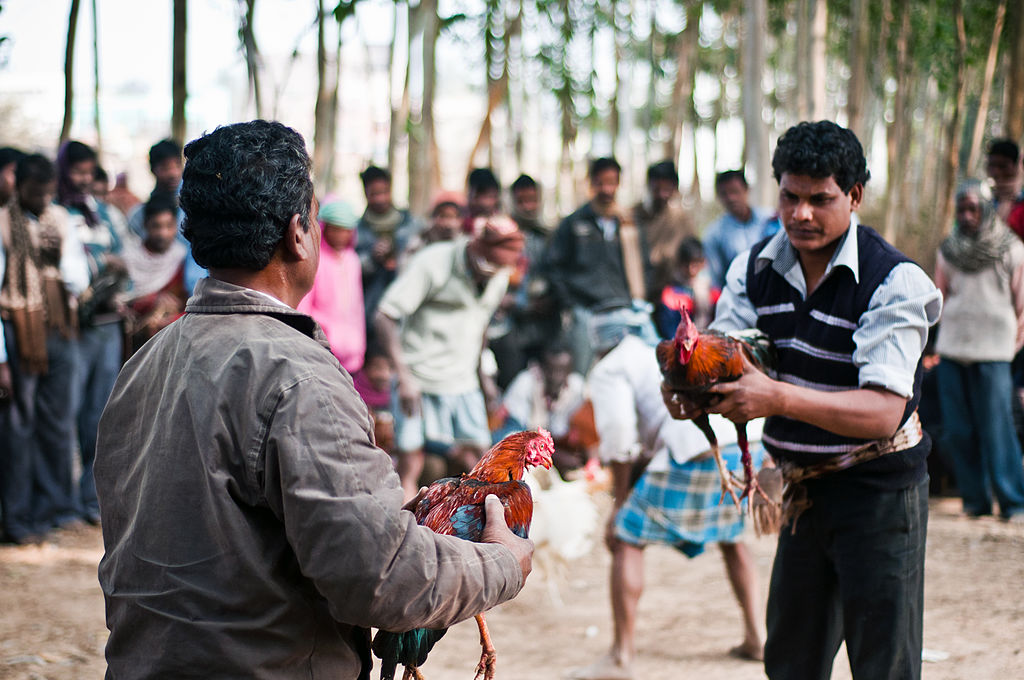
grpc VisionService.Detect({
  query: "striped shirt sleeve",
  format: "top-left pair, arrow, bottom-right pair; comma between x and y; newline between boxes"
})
708,248 -> 758,333
854,262 -> 942,398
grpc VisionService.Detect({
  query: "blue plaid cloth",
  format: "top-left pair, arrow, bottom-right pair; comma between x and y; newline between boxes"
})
614,442 -> 765,557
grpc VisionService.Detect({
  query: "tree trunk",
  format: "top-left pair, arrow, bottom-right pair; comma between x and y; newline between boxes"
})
171,0 -> 187,146
323,18 -> 343,192
846,0 -> 870,140
609,0 -> 622,155
966,0 -> 1007,175
419,0 -> 439,215
882,0 -> 911,242
808,0 -> 826,120
664,1 -> 699,165
91,0 -> 102,154
241,0 -> 264,118
388,1 -> 410,177
742,0 -> 771,207
312,0 -> 332,193
466,0 -> 509,175
1006,0 -> 1024,141
60,0 -> 82,146
938,0 -> 968,235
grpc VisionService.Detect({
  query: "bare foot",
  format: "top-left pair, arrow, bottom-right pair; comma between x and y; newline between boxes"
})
565,653 -> 632,680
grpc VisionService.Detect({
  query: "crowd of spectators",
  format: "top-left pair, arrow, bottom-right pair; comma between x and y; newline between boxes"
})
3,130 -> 1024,545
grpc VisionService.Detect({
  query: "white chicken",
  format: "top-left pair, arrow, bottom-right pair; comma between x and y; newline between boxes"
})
524,466 -> 601,607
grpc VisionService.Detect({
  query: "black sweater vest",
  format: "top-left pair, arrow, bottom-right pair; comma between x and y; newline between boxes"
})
745,225 -> 929,488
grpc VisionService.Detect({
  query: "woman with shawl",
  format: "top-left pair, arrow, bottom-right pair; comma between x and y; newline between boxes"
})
934,179 -> 1024,521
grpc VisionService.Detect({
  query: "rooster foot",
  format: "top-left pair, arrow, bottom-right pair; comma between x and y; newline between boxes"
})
473,649 -> 497,680
402,666 -> 425,680
740,474 -> 777,508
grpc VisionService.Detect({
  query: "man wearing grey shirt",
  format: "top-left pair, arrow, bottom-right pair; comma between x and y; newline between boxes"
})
664,121 -> 941,680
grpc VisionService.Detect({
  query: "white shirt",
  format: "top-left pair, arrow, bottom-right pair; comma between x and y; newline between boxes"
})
501,365 -> 586,438
588,334 -> 763,472
711,217 -> 942,399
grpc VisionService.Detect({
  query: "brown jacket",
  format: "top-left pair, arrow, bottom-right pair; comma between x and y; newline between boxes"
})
95,277 -> 523,679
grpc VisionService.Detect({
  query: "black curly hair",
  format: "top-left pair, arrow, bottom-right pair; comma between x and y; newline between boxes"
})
180,120 -> 314,271
772,121 -> 870,194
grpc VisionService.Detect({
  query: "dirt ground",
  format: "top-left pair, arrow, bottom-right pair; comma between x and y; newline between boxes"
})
1,496 -> 1022,680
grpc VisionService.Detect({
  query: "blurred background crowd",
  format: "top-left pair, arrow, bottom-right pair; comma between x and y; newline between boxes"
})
3,131 -> 1024,544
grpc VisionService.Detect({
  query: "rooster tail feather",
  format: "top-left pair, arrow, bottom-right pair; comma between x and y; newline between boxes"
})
728,328 -> 776,372
372,627 -> 449,679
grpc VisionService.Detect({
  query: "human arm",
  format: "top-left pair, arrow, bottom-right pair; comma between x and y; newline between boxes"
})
261,372 -> 526,632
707,355 -> 909,439
708,262 -> 942,439
374,310 -> 419,416
1009,245 -> 1024,353
708,249 -> 758,333
374,252 -> 438,415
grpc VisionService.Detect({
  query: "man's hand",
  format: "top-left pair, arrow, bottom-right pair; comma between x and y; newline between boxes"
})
705,352 -> 781,423
0,363 -> 12,406
371,237 -> 394,264
402,486 -> 428,513
660,382 -> 708,421
397,372 -> 421,417
481,494 -> 533,582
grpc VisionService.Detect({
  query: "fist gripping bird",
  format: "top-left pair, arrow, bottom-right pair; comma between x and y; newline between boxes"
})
656,308 -> 776,508
372,429 -> 554,680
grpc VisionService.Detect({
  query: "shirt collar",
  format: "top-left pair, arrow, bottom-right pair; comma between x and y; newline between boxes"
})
754,214 -> 860,296
185,277 -> 329,347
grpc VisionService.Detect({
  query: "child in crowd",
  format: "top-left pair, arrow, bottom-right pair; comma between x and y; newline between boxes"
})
354,345 -> 397,456
654,236 -> 719,339
297,200 -> 366,374
494,343 -> 591,476
123,195 -> 188,356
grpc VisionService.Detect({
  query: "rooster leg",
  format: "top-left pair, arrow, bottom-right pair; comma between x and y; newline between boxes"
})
695,414 -> 741,509
402,666 -> 425,680
473,613 -> 497,680
736,425 -> 776,508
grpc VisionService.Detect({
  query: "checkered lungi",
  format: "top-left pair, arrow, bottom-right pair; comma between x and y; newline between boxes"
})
614,442 -> 765,557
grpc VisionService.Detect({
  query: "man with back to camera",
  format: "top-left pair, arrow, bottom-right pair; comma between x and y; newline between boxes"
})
666,121 -> 941,680
94,120 -> 532,679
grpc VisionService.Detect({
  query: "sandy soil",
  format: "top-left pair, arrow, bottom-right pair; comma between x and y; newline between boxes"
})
1,496 -> 1022,680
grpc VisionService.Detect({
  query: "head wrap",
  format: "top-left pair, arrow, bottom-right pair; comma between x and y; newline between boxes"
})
431,190 -> 465,214
319,200 -> 358,230
940,179 -> 1017,273
475,214 -> 523,246
588,302 -> 659,353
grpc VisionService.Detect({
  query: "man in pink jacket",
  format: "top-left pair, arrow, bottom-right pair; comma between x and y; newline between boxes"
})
298,200 -> 366,373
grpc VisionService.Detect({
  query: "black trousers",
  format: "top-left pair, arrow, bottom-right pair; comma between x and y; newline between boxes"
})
764,476 -> 928,680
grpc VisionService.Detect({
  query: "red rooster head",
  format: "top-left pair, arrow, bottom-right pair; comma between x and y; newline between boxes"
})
674,308 -> 700,365
471,428 -> 554,483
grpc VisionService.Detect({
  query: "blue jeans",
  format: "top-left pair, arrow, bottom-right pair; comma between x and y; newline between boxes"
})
0,322 -> 79,539
75,321 -> 122,517
937,359 -> 1024,517
765,477 -> 928,680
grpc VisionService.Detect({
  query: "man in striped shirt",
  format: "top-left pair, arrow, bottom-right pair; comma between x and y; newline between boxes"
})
676,121 -> 941,680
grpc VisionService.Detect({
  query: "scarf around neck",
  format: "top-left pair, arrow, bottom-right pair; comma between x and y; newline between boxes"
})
361,206 -> 403,236
940,204 -> 1017,273
0,201 -> 77,373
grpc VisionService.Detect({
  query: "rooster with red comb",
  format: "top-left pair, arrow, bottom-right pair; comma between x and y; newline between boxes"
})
373,428 -> 554,680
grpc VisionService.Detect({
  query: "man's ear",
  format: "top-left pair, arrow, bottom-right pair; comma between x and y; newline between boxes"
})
282,213 -> 312,261
848,183 -> 864,211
